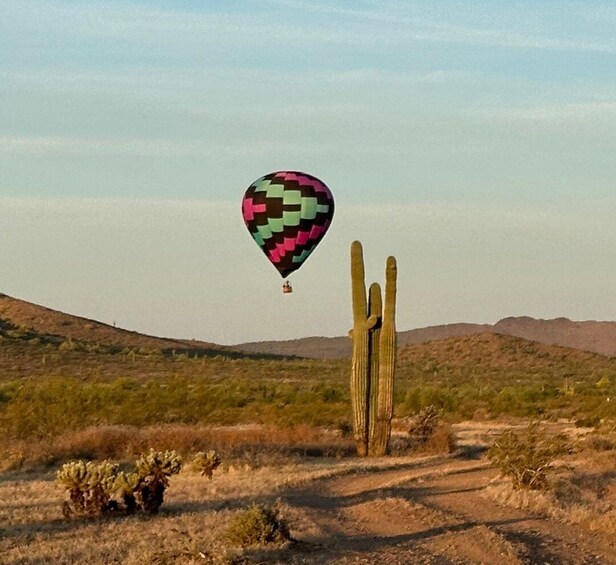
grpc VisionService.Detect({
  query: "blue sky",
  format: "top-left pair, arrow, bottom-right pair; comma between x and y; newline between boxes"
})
1,1 -> 615,343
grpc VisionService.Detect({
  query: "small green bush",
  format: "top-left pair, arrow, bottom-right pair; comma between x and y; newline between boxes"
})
225,504 -> 291,547
403,386 -> 457,415
487,422 -> 568,490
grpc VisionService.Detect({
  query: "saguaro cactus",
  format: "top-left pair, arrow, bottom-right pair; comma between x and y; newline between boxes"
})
350,241 -> 397,457
350,241 -> 377,456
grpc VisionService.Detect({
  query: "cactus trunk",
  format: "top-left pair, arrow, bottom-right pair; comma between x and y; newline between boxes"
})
350,241 -> 370,456
349,241 -> 397,457
371,256 -> 397,456
367,282 -> 382,451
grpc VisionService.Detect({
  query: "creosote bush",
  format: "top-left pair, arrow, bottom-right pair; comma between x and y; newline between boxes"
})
488,422 -> 569,490
394,405 -> 456,455
225,503 -> 291,548
190,450 -> 221,478
57,448 -> 183,517
424,424 -> 457,454
407,405 -> 441,444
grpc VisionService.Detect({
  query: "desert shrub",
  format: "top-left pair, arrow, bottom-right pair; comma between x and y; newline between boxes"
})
424,424 -> 457,454
225,504 -> 291,547
59,338 -> 79,352
53,425 -> 136,460
0,375 -> 350,438
394,406 -> 457,455
490,385 -> 557,417
408,405 -> 441,444
190,450 -> 221,478
402,386 -> 457,415
57,460 -> 119,517
575,415 -> 601,428
317,385 -> 344,403
335,419 -> 352,437
583,434 -> 615,452
4,423 -> 354,470
487,422 -> 569,490
596,374 -> 612,389
57,449 -> 182,517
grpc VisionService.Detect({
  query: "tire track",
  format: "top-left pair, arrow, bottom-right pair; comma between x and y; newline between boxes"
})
280,456 -> 616,564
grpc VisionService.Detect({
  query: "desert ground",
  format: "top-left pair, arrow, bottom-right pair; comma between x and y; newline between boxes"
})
2,422 -> 616,565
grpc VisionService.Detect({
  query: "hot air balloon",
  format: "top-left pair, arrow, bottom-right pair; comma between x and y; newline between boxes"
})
241,171 -> 334,291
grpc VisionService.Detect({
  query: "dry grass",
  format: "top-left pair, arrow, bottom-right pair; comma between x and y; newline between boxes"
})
0,453 -> 439,564
0,423 -> 355,472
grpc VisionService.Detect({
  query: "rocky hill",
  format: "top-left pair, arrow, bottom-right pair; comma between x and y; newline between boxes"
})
236,317 -> 616,359
398,331 -> 613,372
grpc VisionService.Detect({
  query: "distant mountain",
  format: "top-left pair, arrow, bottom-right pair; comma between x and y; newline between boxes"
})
2,292 -> 614,362
235,317 -> 616,359
493,316 -> 616,358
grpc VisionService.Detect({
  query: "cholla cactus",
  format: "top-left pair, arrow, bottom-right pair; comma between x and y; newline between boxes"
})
113,471 -> 140,514
135,449 -> 182,483
191,450 -> 221,479
57,460 -> 119,517
57,450 -> 183,517
133,449 -> 182,513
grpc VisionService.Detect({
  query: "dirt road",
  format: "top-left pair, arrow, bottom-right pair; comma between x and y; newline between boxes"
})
274,455 -> 616,564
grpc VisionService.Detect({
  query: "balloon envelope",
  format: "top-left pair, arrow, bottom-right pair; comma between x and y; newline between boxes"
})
241,171 -> 335,277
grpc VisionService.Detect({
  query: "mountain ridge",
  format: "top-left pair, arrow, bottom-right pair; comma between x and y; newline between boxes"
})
0,293 -> 242,357
235,317 -> 616,359
2,293 -> 614,361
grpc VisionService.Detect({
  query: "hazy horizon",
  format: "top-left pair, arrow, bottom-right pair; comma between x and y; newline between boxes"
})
2,2 -> 615,343
2,196 -> 614,344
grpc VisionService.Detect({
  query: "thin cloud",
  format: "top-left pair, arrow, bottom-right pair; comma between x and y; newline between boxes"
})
267,0 -> 616,54
0,136 -> 306,158
6,0 -> 613,53
2,0 -> 386,46
475,101 -> 616,123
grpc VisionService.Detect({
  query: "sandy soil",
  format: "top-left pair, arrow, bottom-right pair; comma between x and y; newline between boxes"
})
275,455 -> 616,564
